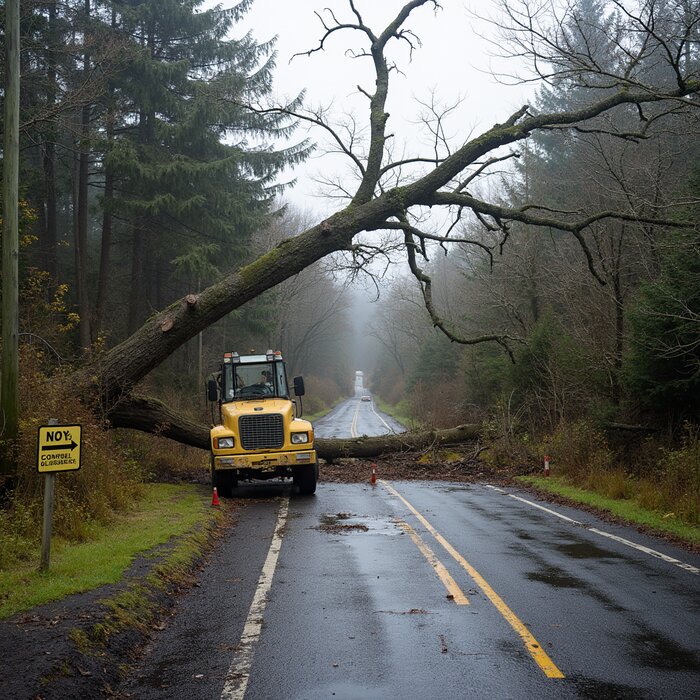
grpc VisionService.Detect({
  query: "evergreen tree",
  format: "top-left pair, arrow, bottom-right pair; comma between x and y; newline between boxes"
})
104,0 -> 308,334
625,205 -> 700,425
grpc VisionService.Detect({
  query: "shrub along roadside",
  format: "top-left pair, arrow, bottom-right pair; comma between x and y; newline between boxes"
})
542,420 -> 699,526
0,483 -> 218,619
518,476 -> 700,546
374,398 -> 416,430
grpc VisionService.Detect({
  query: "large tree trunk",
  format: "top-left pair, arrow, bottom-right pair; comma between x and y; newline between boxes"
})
94,76 -> 115,341
315,424 -> 480,460
127,224 -> 145,334
68,29 -> 697,447
94,164 -> 113,340
106,394 -> 479,460
75,201 -> 394,406
42,0 -> 58,280
76,0 -> 92,350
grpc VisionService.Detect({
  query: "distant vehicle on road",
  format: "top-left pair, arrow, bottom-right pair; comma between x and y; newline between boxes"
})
361,395 -> 371,402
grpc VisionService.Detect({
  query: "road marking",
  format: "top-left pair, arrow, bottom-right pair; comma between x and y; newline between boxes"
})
370,403 -> 395,433
396,519 -> 470,605
587,528 -> 700,574
381,480 -> 565,679
497,491 -> 700,576
484,484 -> 506,494
221,497 -> 289,700
350,399 -> 360,438
508,494 -> 583,525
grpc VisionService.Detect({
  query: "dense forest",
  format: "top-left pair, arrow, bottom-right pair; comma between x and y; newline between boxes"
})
368,1 -> 700,438
1,0 -> 699,529
1,0 -> 353,414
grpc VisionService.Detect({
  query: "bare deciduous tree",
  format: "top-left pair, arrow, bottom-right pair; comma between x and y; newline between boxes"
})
53,0 -> 700,452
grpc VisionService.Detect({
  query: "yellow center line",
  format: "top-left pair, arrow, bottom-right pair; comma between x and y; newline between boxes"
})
350,399 -> 360,438
396,519 -> 470,605
380,480 -> 565,680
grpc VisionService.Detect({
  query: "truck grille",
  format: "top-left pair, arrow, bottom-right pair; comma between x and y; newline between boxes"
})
239,414 -> 284,450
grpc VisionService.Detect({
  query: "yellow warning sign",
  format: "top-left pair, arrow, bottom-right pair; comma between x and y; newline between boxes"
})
37,424 -> 82,473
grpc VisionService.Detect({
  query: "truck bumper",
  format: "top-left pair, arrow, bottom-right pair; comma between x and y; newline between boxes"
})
213,449 -> 317,471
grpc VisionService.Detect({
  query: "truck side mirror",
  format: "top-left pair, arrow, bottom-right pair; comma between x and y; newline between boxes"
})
293,376 -> 305,397
207,378 -> 219,403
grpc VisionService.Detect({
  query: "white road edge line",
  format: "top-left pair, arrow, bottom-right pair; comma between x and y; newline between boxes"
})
508,494 -> 583,525
505,493 -> 699,575
221,497 -> 290,700
370,402 -> 395,433
484,484 -> 506,494
587,528 -> 700,574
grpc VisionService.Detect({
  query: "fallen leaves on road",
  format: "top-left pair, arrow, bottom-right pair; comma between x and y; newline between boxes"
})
320,449 -> 509,484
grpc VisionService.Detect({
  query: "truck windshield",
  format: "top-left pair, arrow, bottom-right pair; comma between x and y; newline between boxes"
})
222,362 -> 289,402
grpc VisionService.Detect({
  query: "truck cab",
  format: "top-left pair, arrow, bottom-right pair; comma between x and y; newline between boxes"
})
207,350 -> 318,495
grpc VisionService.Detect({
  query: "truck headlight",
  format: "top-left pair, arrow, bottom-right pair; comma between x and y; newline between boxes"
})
291,432 -> 309,444
216,437 -> 235,449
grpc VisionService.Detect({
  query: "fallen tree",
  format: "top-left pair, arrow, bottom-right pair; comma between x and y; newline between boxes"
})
108,394 -> 479,460
6,1 -> 699,472
315,424 -> 480,461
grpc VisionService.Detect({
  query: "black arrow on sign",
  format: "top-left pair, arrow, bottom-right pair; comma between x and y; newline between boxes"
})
42,440 -> 78,451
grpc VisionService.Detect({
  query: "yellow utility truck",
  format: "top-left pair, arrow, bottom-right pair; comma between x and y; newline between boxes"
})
207,350 -> 318,495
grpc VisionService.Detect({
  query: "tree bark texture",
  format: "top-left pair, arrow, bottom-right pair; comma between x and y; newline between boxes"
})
106,394 -> 479,460
67,1 -> 698,450
315,424 -> 480,460
76,0 -> 92,350
1,0 -> 20,479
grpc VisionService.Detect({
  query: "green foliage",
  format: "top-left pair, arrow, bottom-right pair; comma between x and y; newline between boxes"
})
624,228 -> 700,423
519,476 -> 700,544
301,375 -> 344,416
407,331 -> 462,390
536,420 -> 700,526
462,344 -> 512,411
0,348 -> 147,568
0,483 -> 216,619
463,312 -> 606,430
9,0 -> 311,362
545,419 -> 614,478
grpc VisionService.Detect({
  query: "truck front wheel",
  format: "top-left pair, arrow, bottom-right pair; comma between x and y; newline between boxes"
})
296,461 -> 318,496
211,457 -> 237,498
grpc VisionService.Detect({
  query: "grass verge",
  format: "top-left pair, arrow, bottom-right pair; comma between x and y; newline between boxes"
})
0,483 -> 218,619
306,399 -> 343,423
374,398 -> 416,430
517,475 -> 700,546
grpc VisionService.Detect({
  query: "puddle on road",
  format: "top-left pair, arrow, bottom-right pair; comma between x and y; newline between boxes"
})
571,676 -> 649,699
316,513 -> 401,535
555,541 -> 622,559
628,631 -> 700,671
437,485 -> 474,493
526,567 -> 585,589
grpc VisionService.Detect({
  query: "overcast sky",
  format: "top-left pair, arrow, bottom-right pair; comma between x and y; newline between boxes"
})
227,0 -> 533,215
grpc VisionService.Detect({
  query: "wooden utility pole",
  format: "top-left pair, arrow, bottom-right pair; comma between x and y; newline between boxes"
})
1,0 -> 21,483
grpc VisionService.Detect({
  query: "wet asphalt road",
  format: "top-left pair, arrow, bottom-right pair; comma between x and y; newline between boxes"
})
119,390 -> 700,699
311,392 -> 405,439
121,482 -> 700,699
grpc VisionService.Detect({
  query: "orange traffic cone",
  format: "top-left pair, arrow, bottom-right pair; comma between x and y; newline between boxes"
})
370,463 -> 377,486
212,486 -> 220,507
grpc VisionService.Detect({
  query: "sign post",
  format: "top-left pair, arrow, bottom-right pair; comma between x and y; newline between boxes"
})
40,471 -> 55,572
37,420 -> 82,571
